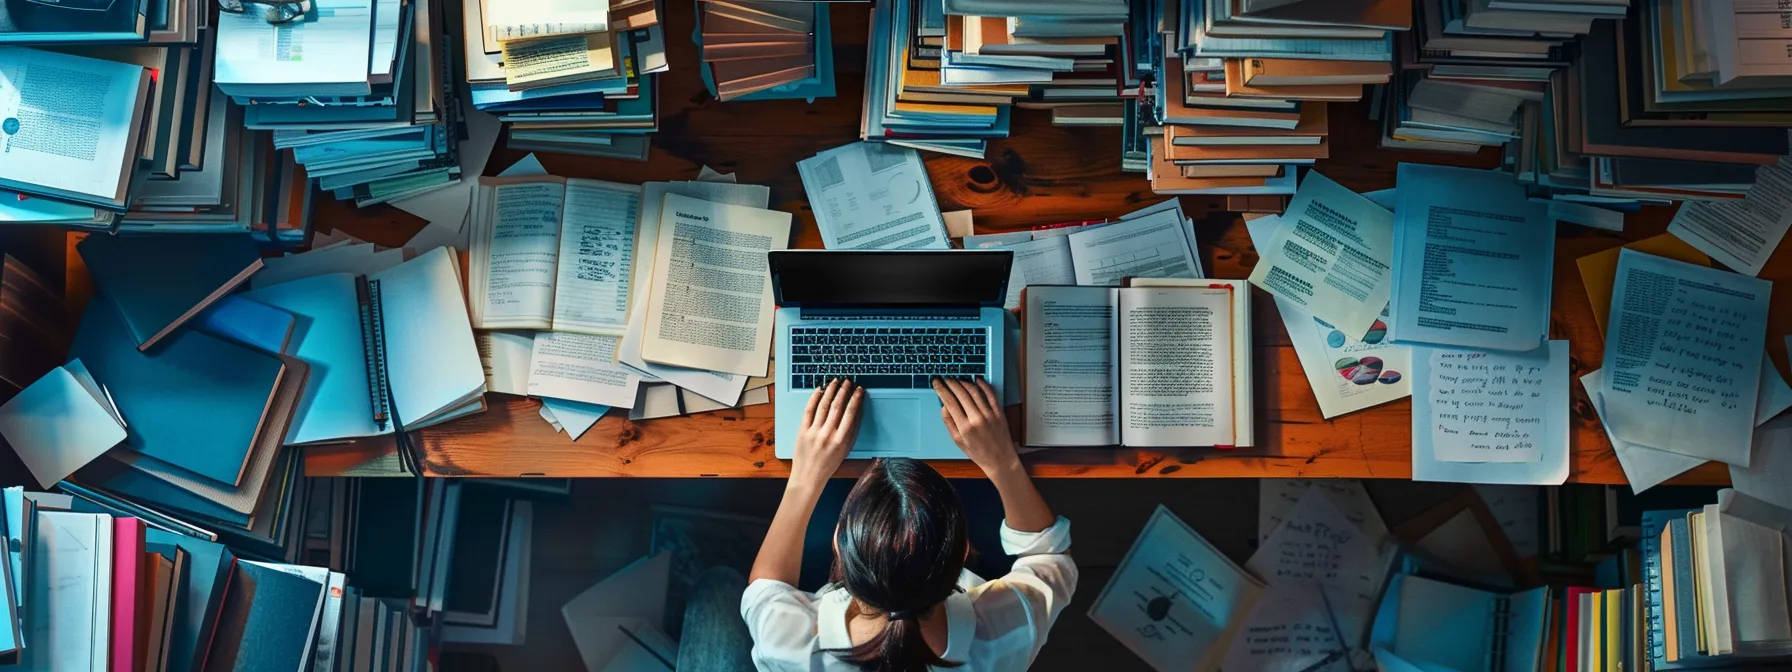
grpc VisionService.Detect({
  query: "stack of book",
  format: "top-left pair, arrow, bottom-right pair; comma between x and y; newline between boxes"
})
695,0 -> 827,101
1150,0 -> 1405,195
213,0 -> 466,211
1383,0 -> 1615,158
864,0 -> 1132,158
1517,2 -> 1792,201
461,0 -> 670,160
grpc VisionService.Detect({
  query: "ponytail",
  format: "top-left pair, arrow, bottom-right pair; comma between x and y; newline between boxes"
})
838,611 -> 957,672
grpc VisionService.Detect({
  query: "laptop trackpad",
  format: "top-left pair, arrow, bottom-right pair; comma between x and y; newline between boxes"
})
856,396 -> 929,456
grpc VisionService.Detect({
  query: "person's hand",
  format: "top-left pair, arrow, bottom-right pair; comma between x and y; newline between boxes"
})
789,378 -> 864,490
933,377 -> 1020,476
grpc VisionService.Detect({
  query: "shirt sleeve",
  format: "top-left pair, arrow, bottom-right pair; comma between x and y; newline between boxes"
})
739,579 -> 819,671
973,516 -> 1078,665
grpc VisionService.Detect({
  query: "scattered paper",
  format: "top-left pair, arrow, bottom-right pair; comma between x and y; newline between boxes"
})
1575,234 -> 1711,336
528,332 -> 642,409
0,364 -> 126,488
562,553 -> 674,672
1471,485 -> 1541,559
962,231 -> 1032,249
1242,489 -> 1392,652
404,151 -> 547,253
798,142 -> 950,250
541,398 -> 609,441
1667,157 -> 1792,276
1258,480 -> 1389,546
1411,341 -> 1571,485
1247,172 -> 1395,340
1090,506 -> 1265,672
942,209 -> 975,238
1602,250 -> 1771,466
1583,368 -> 1708,494
1734,415 -> 1792,513
477,331 -> 534,396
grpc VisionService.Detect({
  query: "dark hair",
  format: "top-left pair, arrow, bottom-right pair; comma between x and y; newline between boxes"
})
827,458 -> 968,672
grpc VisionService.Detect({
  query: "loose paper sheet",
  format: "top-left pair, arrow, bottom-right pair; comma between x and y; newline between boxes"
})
1411,341 -> 1571,485
638,193 -> 790,376
0,365 -> 126,488
1574,235 -> 1711,336
550,180 -> 641,335
1734,415 -> 1792,513
1257,480 -> 1389,546
1089,506 -> 1265,672
1246,215 -> 1410,418
998,236 -> 1076,311
1601,250 -> 1771,465
476,331 -> 534,396
1239,489 -> 1391,659
1247,172 -> 1395,339
1584,369 -> 1708,494
540,398 -> 609,441
798,142 -> 950,250
1667,157 -> 1792,276
527,331 -> 641,408
1067,210 -> 1200,286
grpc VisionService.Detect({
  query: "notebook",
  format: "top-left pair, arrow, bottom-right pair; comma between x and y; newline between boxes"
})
1373,574 -> 1551,672
77,233 -> 265,352
242,246 -> 486,445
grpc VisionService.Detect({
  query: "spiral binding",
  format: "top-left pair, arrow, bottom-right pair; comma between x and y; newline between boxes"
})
356,276 -> 391,427
1489,595 -> 1513,671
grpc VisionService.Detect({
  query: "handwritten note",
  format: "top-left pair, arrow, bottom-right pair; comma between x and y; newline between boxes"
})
1601,249 -> 1771,466
1258,479 -> 1389,546
1245,489 -> 1392,651
1426,349 -> 1558,463
1411,341 -> 1571,485
1222,590 -> 1347,672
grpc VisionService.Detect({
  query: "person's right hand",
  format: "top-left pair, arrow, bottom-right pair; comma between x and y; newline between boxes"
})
932,377 -> 1020,475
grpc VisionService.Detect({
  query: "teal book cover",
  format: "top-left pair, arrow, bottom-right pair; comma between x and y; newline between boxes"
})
76,233 -> 264,351
206,561 -> 323,671
147,529 -> 234,672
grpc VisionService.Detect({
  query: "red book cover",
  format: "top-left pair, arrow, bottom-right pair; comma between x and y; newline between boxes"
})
1564,586 -> 1595,672
110,518 -> 145,672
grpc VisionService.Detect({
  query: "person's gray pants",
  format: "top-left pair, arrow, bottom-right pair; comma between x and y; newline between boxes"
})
677,567 -> 755,672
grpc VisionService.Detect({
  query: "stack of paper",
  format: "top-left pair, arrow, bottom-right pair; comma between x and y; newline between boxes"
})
697,0 -> 824,101
463,0 -> 670,159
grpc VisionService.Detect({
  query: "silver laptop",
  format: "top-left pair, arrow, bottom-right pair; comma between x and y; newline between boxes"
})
770,250 -> 1012,459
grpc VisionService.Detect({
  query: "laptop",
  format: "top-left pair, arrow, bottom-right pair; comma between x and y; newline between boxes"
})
770,250 -> 1012,460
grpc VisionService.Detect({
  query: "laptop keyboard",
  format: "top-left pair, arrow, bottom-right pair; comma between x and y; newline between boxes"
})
787,326 -> 990,389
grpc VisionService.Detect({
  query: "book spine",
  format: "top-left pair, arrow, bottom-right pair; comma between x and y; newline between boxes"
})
1490,595 -> 1512,670
1667,517 -> 1699,659
1641,510 -> 1668,666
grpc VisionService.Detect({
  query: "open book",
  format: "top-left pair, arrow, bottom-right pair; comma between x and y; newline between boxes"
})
1022,279 -> 1253,448
468,176 -> 642,336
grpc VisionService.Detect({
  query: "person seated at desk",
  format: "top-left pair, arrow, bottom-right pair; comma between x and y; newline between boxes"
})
708,377 -> 1075,672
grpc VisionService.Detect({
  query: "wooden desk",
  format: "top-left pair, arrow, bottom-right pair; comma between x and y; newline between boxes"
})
310,2 -> 1771,483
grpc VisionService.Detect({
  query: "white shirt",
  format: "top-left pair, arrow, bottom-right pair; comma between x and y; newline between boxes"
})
740,517 -> 1077,672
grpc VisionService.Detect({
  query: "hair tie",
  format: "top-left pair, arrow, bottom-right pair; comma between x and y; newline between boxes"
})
886,609 -> 916,621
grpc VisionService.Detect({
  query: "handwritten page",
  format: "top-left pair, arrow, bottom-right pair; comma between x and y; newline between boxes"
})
1601,250 -> 1771,466
1258,479 -> 1389,546
1412,341 -> 1571,485
1246,214 -> 1411,418
550,180 -> 640,335
1245,488 -> 1393,651
1583,368 -> 1709,494
1667,157 -> 1792,276
527,331 -> 641,409
1247,171 -> 1395,340
999,236 -> 1076,311
1089,505 -> 1265,672
1222,590 -> 1347,672
1390,164 -> 1554,352
1424,348 -> 1561,463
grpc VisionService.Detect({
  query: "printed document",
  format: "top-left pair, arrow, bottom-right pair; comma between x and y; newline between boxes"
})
0,48 -> 148,202
997,236 -> 1076,310
1582,369 -> 1708,494
214,0 -> 374,94
474,181 -> 564,327
527,331 -> 641,409
1667,158 -> 1792,277
1247,172 -> 1395,340
1247,215 -> 1409,418
1600,250 -> 1770,465
798,142 -> 950,250
1090,505 -> 1265,672
1411,341 -> 1571,485
638,193 -> 791,376
551,180 -> 640,334
477,331 -> 534,396
1023,286 -> 1118,446
1066,209 -> 1200,286
500,34 -> 616,89
1390,164 -> 1554,352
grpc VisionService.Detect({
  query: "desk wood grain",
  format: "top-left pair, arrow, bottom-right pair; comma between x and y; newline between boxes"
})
306,1 -> 1763,482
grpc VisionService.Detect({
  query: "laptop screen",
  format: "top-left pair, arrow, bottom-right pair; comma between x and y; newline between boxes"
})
769,250 -> 1012,308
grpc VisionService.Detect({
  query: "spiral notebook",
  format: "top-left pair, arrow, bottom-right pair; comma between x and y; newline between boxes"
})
1373,574 -> 1551,672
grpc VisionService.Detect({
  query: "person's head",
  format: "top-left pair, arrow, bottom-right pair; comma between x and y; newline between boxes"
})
828,457 -> 968,672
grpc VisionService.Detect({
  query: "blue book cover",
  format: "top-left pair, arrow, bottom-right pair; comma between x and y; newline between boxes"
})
1642,508 -> 1696,668
69,291 -> 285,488
206,561 -> 323,671
194,295 -> 297,356
147,529 -> 235,672
76,233 -> 263,351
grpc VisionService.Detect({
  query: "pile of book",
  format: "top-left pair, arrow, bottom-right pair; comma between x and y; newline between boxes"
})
863,0 -> 1132,158
0,35 -> 308,242
1149,0 -> 1404,195
461,0 -> 669,160
213,0 -> 466,212
695,0 -> 829,101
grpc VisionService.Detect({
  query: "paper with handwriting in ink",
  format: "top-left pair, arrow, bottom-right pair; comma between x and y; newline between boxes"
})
1258,479 -> 1389,547
1601,249 -> 1771,466
1411,341 -> 1571,485
1244,489 -> 1392,654
1426,348 -> 1561,463
1221,589 -> 1347,672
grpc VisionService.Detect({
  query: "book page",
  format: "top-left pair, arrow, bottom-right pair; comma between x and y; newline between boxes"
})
638,193 -> 791,377
1023,286 -> 1117,447
1066,210 -> 1201,286
550,180 -> 640,335
499,34 -> 615,88
1089,505 -> 1265,672
527,332 -> 640,409
1423,348 -> 1561,463
1391,164 -> 1554,352
476,331 -> 534,396
1601,250 -> 1770,465
1246,172 -> 1394,340
1118,287 -> 1234,447
1411,341 -> 1571,485
0,49 -> 148,202
471,179 -> 566,329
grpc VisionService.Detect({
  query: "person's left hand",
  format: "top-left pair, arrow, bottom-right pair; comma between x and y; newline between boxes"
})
789,378 -> 864,489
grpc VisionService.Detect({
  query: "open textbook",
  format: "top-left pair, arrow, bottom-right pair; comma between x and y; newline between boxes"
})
1245,213 -> 1411,418
1022,280 -> 1253,448
0,47 -> 154,210
1600,250 -> 1771,466
468,176 -> 642,335
638,193 -> 791,377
